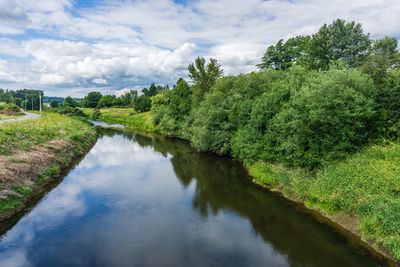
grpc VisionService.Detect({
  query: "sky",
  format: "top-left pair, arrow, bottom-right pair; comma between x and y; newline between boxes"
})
0,0 -> 399,97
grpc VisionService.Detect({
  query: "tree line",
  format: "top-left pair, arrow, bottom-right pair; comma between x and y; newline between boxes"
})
53,83 -> 169,113
0,89 -> 43,111
150,19 -> 400,169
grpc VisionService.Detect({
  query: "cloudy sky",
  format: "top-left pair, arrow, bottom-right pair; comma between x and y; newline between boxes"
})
0,0 -> 399,97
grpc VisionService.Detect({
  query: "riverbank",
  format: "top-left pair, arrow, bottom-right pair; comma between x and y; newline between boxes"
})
0,113 -> 97,222
83,107 -> 400,264
81,108 -> 154,131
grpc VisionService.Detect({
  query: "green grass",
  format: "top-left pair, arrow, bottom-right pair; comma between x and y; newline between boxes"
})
0,112 -> 96,155
81,108 -> 154,131
0,111 -> 97,216
248,142 -> 400,260
44,164 -> 60,177
35,175 -> 46,185
0,196 -> 22,212
12,185 -> 32,196
0,114 -> 23,121
8,158 -> 25,163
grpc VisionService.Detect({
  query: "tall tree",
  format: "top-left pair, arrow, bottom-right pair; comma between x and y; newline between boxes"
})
169,78 -> 192,121
360,36 -> 400,86
50,99 -> 59,108
64,96 -> 77,107
258,36 -> 310,70
307,19 -> 372,70
84,92 -> 102,108
188,57 -> 223,105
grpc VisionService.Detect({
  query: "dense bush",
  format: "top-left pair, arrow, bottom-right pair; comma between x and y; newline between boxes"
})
0,102 -> 23,116
56,106 -> 87,118
271,68 -> 376,168
91,109 -> 101,120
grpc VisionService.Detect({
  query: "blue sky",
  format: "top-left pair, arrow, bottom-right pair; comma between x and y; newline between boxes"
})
0,0 -> 399,97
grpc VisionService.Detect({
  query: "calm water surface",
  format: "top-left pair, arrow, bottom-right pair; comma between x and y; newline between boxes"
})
0,126 -> 385,266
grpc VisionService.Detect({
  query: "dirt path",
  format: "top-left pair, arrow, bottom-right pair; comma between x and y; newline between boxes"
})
0,111 -> 39,124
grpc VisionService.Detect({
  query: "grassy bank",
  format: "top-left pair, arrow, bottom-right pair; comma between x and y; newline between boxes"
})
0,113 -> 97,220
248,142 -> 400,261
81,108 -> 154,131
85,107 -> 400,262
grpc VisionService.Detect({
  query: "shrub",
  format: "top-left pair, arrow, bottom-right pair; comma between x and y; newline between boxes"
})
271,68 -> 376,168
91,109 -> 101,120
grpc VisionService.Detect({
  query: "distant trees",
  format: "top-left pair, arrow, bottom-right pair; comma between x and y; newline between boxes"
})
64,96 -> 77,107
83,92 -> 102,108
0,89 -> 43,110
50,99 -> 59,108
134,95 -> 152,112
97,95 -> 116,108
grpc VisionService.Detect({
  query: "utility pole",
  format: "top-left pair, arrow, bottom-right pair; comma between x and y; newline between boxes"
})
31,99 -> 34,111
39,91 -> 42,119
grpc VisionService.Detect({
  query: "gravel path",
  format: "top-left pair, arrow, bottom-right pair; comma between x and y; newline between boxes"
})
0,111 -> 40,124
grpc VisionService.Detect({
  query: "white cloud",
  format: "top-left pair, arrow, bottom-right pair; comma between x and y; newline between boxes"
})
0,0 -> 399,96
92,78 -> 107,84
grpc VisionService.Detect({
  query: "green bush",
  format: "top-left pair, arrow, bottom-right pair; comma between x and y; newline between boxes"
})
91,109 -> 101,120
271,68 -> 376,168
56,106 -> 87,118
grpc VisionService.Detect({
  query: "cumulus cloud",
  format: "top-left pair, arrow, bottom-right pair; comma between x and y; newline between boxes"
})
0,0 -> 399,96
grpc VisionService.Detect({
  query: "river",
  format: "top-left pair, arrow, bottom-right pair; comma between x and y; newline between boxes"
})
0,124 -> 386,266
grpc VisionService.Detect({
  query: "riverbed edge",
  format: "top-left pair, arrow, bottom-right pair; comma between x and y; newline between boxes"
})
245,171 -> 398,265
0,132 -> 98,224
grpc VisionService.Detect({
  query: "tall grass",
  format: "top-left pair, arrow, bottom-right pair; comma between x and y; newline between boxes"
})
249,142 -> 400,259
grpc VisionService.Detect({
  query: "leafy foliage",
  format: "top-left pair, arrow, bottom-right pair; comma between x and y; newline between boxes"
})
188,57 -> 224,105
258,36 -> 310,70
307,19 -> 371,70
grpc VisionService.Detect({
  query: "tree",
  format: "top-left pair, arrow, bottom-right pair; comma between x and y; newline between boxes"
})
97,95 -> 116,108
84,92 -> 102,108
169,78 -> 192,121
13,97 -> 22,107
360,37 -> 400,86
23,93 -> 41,111
112,97 -> 122,107
188,57 -> 224,105
257,36 -> 310,70
307,19 -> 372,70
50,99 -> 59,108
64,96 -> 77,107
134,95 -> 151,112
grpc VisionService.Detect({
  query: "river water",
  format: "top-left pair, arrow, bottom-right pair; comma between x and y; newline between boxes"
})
0,125 -> 385,266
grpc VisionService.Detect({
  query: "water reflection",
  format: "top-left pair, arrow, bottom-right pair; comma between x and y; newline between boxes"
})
0,128 -> 384,266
